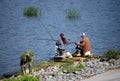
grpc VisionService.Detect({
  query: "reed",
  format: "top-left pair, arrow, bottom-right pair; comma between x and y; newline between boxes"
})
67,9 -> 79,19
24,7 -> 38,17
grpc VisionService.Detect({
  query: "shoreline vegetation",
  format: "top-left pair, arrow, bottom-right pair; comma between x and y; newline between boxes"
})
1,49 -> 120,81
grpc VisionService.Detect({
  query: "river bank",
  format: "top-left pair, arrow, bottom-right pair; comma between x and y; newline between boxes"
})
2,57 -> 120,81
33,58 -> 120,81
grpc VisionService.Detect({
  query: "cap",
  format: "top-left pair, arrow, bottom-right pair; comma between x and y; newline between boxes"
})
81,32 -> 86,36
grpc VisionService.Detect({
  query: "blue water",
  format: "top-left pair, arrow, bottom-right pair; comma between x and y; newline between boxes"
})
0,0 -> 120,75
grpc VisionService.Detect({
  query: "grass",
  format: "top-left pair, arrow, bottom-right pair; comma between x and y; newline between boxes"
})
34,59 -> 84,73
60,63 -> 85,73
76,63 -> 85,68
24,7 -> 38,17
103,49 -> 120,60
4,75 -> 40,81
67,9 -> 79,20
34,59 -> 74,69
59,60 -> 85,73
34,61 -> 65,71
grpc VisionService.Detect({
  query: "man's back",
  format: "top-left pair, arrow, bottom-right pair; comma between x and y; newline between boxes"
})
82,36 -> 92,53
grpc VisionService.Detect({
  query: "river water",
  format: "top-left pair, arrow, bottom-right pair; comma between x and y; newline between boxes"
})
0,0 -> 120,75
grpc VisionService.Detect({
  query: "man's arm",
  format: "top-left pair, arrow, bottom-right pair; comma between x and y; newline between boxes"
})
75,41 -> 85,46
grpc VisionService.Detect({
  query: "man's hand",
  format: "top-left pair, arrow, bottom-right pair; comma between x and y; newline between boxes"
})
75,42 -> 80,46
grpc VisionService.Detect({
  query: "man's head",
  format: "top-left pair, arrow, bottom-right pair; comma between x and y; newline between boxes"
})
60,33 -> 64,38
81,33 -> 86,39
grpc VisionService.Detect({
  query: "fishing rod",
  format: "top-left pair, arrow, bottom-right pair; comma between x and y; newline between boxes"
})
37,38 -> 56,41
39,19 -> 76,44
71,41 -> 76,44
39,19 -> 56,41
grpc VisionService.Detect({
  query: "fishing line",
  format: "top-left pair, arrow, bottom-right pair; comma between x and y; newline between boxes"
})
39,19 -> 58,54
39,20 -> 77,47
37,38 -> 55,41
39,20 -> 77,55
39,19 -> 56,41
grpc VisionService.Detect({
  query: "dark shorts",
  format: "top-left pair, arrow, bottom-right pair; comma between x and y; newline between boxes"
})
58,48 -> 65,51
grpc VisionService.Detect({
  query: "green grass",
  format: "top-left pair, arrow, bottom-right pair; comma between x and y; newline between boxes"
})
34,61 -> 66,71
67,9 -> 79,20
103,49 -> 120,60
34,59 -> 74,70
4,75 -> 40,81
76,63 -> 85,68
24,7 -> 38,17
60,61 -> 85,73
34,59 -> 85,73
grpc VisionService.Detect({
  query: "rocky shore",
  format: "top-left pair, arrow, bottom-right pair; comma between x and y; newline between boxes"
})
1,57 -> 120,81
32,58 -> 120,81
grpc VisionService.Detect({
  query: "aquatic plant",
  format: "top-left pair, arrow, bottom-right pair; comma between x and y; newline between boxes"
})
24,7 -> 38,17
67,9 -> 79,19
103,49 -> 120,60
4,75 -> 40,81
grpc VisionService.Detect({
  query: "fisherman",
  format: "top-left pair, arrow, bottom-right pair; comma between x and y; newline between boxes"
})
20,51 -> 34,75
75,33 -> 92,57
55,33 -> 70,56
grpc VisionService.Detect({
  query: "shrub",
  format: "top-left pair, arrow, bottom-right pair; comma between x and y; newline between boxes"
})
67,9 -> 79,19
24,7 -> 38,17
4,75 -> 40,81
103,49 -> 120,60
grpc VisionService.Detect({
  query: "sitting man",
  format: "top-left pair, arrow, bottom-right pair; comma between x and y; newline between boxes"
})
20,51 -> 34,75
55,33 -> 70,56
55,33 -> 72,58
75,33 -> 92,57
